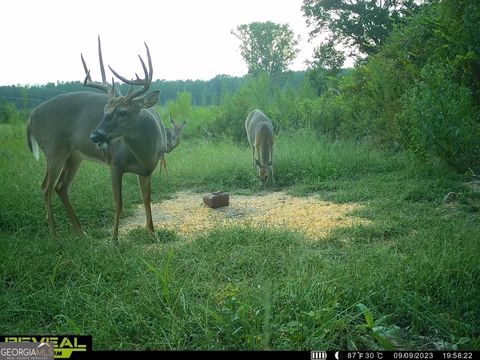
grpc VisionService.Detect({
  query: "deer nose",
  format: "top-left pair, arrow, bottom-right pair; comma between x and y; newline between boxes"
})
90,131 -> 104,144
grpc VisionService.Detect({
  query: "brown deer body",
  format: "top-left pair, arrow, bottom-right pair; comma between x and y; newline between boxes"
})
245,109 -> 274,185
27,38 -> 168,243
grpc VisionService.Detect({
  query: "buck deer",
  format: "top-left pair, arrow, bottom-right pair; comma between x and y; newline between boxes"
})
159,115 -> 186,179
245,109 -> 274,186
26,37 -> 168,244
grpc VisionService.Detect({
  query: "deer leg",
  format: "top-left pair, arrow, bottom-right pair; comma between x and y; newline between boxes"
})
160,155 -> 169,180
55,154 -> 83,234
42,168 -> 56,234
137,174 -> 154,235
42,162 -> 62,235
271,148 -> 274,184
111,167 -> 123,245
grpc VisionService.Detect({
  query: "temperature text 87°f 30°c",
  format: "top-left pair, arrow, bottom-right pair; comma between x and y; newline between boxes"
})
346,352 -> 384,359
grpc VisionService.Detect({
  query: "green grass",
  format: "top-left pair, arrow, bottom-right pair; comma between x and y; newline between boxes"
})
0,124 -> 479,350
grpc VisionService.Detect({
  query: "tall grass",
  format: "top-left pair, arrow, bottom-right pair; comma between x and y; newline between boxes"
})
0,123 -> 479,350
157,129 -> 404,194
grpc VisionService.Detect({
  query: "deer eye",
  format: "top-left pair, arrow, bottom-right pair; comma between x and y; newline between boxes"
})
117,109 -> 128,117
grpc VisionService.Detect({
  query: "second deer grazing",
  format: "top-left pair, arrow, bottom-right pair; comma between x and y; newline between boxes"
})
245,109 -> 274,186
159,115 -> 186,179
26,37 -> 168,244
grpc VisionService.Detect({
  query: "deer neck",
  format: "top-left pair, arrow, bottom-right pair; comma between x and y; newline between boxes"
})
258,141 -> 271,165
121,118 -> 163,174
166,133 -> 181,153
256,125 -> 273,165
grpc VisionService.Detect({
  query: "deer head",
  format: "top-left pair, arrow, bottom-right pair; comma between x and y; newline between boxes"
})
255,159 -> 272,185
165,115 -> 187,153
82,38 -> 159,149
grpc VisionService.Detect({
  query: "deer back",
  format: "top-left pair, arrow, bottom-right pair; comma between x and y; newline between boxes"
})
29,91 -> 108,163
245,109 -> 274,164
255,122 -> 274,166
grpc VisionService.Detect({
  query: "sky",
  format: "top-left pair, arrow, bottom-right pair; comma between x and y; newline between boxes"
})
0,0 -> 321,86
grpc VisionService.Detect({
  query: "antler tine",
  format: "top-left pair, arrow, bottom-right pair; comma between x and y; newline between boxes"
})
138,53 -> 148,80
109,56 -> 148,85
80,36 -> 115,94
145,42 -> 153,82
81,54 -> 92,82
81,53 -> 111,93
97,35 -> 107,85
82,69 -> 91,86
109,42 -> 153,100
108,65 -> 129,84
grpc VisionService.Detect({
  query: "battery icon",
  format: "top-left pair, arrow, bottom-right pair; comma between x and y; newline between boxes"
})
311,351 -> 328,360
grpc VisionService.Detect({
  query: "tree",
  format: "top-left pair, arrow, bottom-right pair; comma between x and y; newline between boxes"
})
309,39 -> 346,73
232,21 -> 300,77
305,39 -> 345,96
302,0 -> 423,57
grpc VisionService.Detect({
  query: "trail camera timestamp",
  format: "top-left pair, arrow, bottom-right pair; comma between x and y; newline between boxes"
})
441,353 -> 473,359
342,352 -> 476,360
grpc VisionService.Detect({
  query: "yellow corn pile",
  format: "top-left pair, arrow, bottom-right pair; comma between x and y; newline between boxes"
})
121,191 -> 368,240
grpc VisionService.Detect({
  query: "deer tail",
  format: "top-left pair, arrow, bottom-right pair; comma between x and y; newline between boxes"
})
27,121 -> 40,161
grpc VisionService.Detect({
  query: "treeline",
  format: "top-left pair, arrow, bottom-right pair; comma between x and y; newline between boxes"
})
0,71 -> 307,111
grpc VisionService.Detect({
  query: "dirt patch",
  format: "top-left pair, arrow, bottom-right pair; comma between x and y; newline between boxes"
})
121,191 -> 369,240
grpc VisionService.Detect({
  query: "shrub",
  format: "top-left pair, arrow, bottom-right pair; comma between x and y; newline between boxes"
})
399,63 -> 480,171
0,101 -> 25,124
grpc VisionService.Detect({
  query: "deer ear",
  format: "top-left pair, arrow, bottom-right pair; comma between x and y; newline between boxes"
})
134,90 -> 159,109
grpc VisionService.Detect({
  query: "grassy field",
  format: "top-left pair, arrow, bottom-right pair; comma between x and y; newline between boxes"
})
0,124 -> 479,350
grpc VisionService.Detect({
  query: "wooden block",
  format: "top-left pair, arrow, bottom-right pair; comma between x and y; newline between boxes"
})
203,191 -> 230,209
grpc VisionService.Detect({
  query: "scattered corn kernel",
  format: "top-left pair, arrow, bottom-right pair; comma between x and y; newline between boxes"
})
121,191 -> 368,240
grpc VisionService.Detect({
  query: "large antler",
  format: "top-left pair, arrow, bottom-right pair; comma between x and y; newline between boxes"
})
108,42 -> 153,101
81,36 -> 118,95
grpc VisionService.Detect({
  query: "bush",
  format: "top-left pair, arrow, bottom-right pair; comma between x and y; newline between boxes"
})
307,0 -> 480,171
0,101 -> 25,124
399,63 -> 480,171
